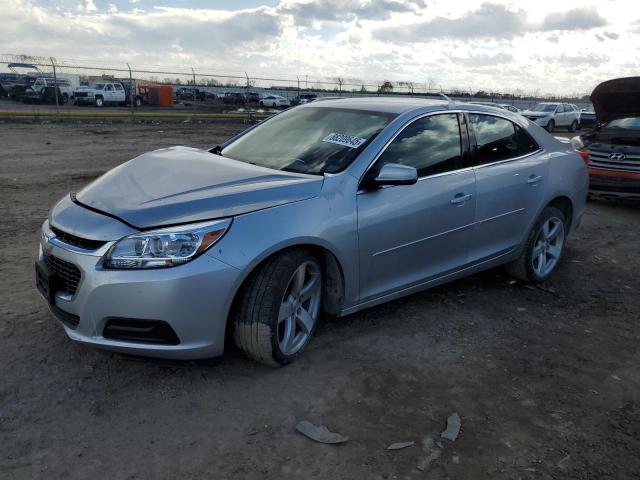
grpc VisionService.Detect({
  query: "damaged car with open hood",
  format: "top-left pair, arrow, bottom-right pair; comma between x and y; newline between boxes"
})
572,76 -> 640,199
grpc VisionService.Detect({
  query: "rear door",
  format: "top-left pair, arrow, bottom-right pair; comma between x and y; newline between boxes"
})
357,113 -> 476,301
468,113 -> 548,262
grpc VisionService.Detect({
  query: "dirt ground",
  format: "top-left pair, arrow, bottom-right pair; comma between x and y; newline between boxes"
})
1,121 -> 639,480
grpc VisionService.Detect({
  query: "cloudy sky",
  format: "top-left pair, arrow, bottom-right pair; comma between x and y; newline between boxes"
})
2,0 -> 638,95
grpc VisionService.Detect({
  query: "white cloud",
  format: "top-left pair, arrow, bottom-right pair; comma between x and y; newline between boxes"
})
1,0 -> 638,95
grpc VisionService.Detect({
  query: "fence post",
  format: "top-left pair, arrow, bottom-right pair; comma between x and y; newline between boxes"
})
127,63 -> 133,117
50,57 -> 59,115
191,68 -> 197,107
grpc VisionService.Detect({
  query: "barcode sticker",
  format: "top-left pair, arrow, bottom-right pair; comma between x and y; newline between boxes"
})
322,132 -> 367,149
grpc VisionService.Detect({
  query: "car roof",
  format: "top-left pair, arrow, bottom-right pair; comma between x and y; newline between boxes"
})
299,96 -> 455,114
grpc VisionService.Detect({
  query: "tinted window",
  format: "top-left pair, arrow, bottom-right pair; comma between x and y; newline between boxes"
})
114,84 -> 123,91
377,114 -> 461,177
470,114 -> 539,164
105,85 -> 113,91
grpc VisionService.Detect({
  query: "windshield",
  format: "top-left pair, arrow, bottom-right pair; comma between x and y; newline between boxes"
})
603,117 -> 640,130
221,107 -> 396,174
529,104 -> 557,112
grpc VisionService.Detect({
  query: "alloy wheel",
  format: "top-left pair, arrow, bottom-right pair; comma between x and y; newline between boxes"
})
531,217 -> 565,277
277,260 -> 322,355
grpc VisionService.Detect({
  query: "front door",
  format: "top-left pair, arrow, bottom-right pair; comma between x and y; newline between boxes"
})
357,113 -> 476,302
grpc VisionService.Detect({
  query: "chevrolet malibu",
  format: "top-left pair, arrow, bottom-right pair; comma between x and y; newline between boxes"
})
36,98 -> 588,366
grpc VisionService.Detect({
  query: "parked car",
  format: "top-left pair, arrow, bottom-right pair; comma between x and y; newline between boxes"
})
175,87 -> 206,101
222,92 -> 247,105
260,94 -> 290,108
579,107 -> 597,130
22,86 -> 64,105
469,101 -> 521,113
30,77 -> 74,104
292,93 -> 318,106
571,77 -> 640,199
245,92 -> 261,103
36,98 -> 587,365
73,82 -> 126,107
521,102 -> 581,132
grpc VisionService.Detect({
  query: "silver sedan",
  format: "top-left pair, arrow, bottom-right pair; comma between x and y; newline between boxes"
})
36,98 -> 588,366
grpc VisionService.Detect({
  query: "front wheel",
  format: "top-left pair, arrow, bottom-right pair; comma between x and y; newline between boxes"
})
233,250 -> 323,366
94,96 -> 104,107
506,206 -> 567,283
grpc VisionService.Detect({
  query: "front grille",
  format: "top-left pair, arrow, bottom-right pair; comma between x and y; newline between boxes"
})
588,148 -> 640,173
46,256 -> 81,295
51,226 -> 106,250
75,92 -> 88,97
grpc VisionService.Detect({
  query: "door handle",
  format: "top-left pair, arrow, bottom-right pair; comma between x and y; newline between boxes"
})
527,175 -> 543,185
450,193 -> 473,205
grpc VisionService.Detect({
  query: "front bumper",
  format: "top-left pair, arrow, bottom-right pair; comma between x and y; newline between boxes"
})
37,221 -> 241,359
588,167 -> 640,198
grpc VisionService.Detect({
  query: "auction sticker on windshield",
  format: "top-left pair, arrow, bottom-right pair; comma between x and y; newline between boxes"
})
322,133 -> 367,149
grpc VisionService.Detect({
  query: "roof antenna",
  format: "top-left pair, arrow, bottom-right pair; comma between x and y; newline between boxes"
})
439,91 -> 453,108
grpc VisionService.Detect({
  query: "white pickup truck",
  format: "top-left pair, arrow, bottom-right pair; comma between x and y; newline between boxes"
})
30,77 -> 75,104
73,82 -> 126,107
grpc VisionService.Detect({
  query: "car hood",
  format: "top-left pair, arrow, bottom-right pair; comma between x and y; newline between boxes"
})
75,146 -> 323,229
590,76 -> 640,123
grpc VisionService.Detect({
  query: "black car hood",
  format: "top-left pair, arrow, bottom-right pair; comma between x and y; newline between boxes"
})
75,146 -> 323,229
590,76 -> 640,123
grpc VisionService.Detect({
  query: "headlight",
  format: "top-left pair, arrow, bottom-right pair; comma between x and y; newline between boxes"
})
103,218 -> 231,269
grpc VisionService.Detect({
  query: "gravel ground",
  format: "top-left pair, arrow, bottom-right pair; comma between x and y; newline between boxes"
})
1,121 -> 639,480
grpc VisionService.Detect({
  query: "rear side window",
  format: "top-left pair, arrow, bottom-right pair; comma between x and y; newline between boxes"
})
470,114 -> 539,164
378,113 -> 462,177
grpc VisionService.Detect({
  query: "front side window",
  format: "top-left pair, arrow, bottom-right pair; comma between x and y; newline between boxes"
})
376,113 -> 462,177
115,84 -> 123,91
105,84 -> 113,91
221,107 -> 396,175
470,114 -> 539,164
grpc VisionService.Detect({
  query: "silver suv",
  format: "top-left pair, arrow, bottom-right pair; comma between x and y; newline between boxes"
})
522,102 -> 581,132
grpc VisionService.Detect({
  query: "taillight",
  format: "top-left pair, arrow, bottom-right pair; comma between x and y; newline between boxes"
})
578,148 -> 590,165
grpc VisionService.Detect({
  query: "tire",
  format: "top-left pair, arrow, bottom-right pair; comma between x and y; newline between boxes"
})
546,119 -> 555,132
568,120 -> 578,132
259,101 -> 264,107
272,102 -> 277,108
95,96 -> 104,108
62,93 -> 69,104
232,249 -> 323,367
134,97 -> 142,107
506,206 -> 567,283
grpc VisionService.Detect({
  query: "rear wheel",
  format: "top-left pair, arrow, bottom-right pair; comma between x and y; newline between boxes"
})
134,97 -> 142,107
546,119 -> 555,132
568,120 -> 578,132
233,250 -> 323,366
506,206 -> 567,283
62,93 -> 69,104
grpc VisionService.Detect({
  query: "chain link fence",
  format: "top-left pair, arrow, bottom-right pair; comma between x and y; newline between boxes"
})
0,53 -> 591,117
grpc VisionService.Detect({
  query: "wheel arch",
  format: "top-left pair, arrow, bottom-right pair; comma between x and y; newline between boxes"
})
222,241 -> 347,346
548,195 -> 574,232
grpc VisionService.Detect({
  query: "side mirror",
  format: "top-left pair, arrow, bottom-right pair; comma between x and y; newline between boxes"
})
372,163 -> 418,187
